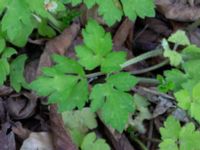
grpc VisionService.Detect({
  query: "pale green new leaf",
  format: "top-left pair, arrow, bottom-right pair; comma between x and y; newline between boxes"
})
30,55 -> 88,112
164,49 -> 182,67
121,0 -> 155,21
81,132 -> 110,150
168,30 -> 190,46
62,108 -> 97,132
62,108 -> 97,146
10,54 -> 28,92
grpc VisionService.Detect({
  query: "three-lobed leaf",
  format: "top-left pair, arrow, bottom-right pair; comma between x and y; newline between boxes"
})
30,55 -> 89,112
90,72 -> 138,132
75,20 -> 126,73
159,116 -> 200,150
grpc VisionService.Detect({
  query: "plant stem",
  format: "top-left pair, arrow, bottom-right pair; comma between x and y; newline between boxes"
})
86,72 -> 104,78
120,49 -> 163,68
187,18 -> 200,31
131,59 -> 169,75
132,138 -> 148,150
138,77 -> 159,85
47,14 -> 65,32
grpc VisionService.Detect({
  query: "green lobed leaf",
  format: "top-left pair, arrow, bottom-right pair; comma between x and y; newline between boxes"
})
106,72 -> 138,91
96,0 -> 123,26
182,44 -> 200,61
10,54 -> 28,92
90,73 -> 137,132
30,55 -> 89,112
183,60 -> 200,80
81,132 -> 110,150
164,49 -> 183,67
163,69 -> 188,92
159,139 -> 178,150
121,0 -> 155,21
62,0 -> 155,25
75,20 -> 126,73
160,116 -> 181,141
179,123 -> 200,150
101,51 -> 126,73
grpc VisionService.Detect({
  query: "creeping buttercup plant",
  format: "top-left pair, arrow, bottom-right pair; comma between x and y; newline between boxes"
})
2,0 -> 200,149
30,20 -> 139,132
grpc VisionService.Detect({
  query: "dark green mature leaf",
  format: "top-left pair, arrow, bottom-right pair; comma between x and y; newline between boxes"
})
30,55 -> 89,112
